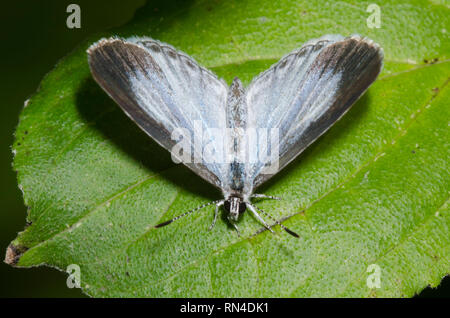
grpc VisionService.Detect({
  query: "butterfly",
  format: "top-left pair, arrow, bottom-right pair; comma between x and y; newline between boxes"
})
87,34 -> 383,237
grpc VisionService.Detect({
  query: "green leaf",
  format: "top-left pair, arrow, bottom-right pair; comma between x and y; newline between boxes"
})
7,0 -> 449,297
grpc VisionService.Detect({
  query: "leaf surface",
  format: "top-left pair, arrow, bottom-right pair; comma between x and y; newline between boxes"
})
7,0 -> 449,297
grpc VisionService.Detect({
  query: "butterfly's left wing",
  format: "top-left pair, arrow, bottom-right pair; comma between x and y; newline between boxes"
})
245,35 -> 384,189
88,37 -> 229,189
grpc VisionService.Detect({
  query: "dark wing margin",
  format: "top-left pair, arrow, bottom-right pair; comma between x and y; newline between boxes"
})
88,38 -> 172,150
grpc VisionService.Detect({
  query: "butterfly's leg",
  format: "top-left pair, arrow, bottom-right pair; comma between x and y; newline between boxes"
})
252,204 -> 300,238
246,204 -> 276,235
251,194 -> 282,201
231,222 -> 241,237
209,200 -> 224,231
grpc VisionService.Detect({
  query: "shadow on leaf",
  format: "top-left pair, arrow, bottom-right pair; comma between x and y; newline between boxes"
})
75,76 -> 220,202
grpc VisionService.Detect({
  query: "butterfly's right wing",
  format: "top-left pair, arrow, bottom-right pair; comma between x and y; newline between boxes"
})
88,37 -> 229,189
245,35 -> 383,188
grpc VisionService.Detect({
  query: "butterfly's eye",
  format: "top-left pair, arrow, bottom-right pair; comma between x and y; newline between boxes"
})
238,202 -> 246,214
224,197 -> 246,218
224,199 -> 231,213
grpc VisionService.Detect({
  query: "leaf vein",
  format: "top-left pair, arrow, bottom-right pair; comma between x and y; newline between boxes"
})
21,173 -> 158,255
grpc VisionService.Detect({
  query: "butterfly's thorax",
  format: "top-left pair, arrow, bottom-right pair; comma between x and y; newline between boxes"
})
223,196 -> 247,221
224,77 -> 252,198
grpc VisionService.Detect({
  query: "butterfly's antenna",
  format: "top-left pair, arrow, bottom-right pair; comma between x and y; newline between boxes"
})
251,194 -> 282,201
246,204 -> 277,235
155,199 -> 224,228
252,205 -> 299,238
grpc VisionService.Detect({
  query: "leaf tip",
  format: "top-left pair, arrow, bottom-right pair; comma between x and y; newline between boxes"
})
4,244 -> 28,266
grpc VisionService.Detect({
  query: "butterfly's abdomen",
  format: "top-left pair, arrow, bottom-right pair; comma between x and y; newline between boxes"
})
225,77 -> 252,197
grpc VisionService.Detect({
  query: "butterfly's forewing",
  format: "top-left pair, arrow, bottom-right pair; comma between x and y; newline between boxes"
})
246,35 -> 384,188
88,37 -> 229,189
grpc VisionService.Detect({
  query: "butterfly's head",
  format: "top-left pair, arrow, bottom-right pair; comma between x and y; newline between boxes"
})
224,196 -> 246,222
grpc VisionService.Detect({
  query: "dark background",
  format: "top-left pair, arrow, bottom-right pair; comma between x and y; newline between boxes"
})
0,0 -> 448,298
